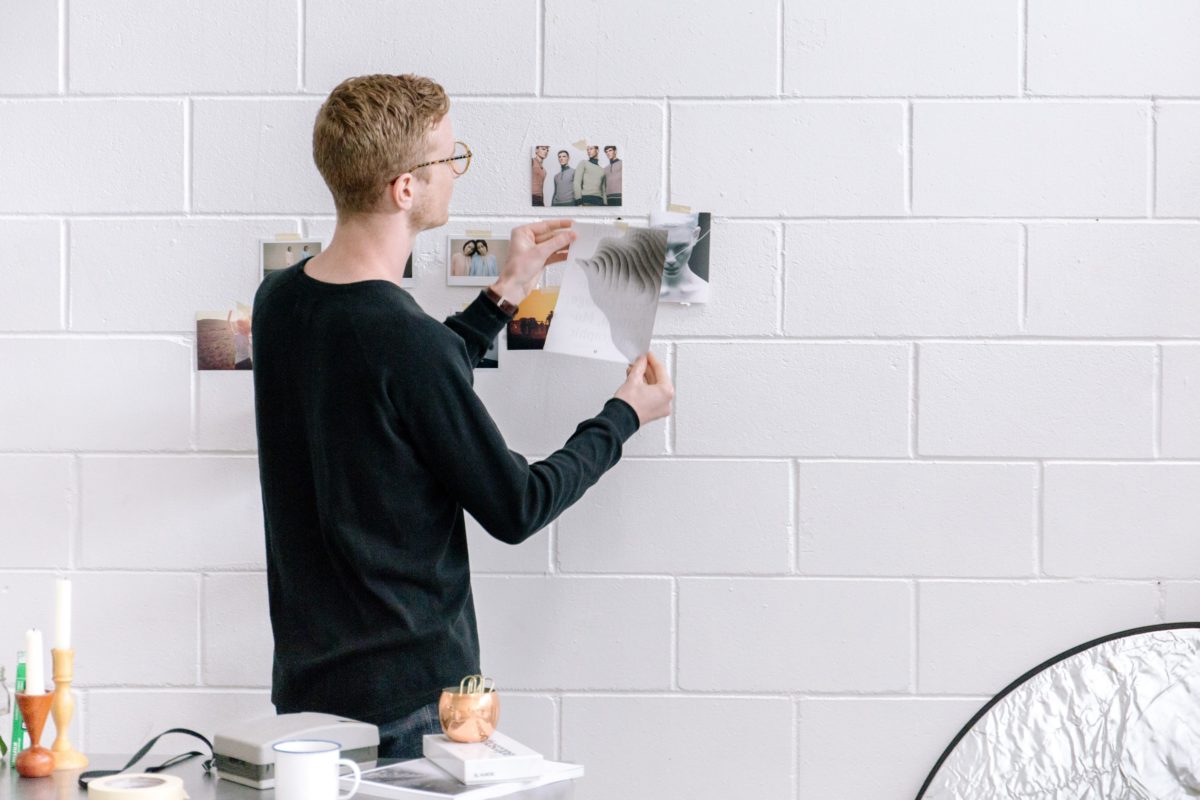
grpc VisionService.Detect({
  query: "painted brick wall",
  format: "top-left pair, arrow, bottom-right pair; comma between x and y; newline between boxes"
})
2,2 -> 1198,798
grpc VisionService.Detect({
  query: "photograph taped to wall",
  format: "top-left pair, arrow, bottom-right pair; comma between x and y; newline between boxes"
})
261,240 -> 322,281
544,223 -> 667,364
196,304 -> 253,371
507,288 -> 559,351
447,236 -> 510,286
531,141 -> 624,208
650,210 -> 712,304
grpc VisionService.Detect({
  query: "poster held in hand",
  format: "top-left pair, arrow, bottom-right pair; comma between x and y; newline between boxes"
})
543,222 -> 668,364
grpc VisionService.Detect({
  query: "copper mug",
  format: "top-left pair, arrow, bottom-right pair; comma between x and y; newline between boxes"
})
438,675 -> 500,743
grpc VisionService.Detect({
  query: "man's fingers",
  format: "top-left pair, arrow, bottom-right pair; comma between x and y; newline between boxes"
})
527,219 -> 574,240
626,354 -> 648,383
536,230 -> 575,259
643,352 -> 665,385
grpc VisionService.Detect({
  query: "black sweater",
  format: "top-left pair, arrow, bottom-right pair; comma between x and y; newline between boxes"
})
251,261 -> 639,724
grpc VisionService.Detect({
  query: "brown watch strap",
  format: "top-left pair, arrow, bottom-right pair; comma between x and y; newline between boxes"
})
484,285 -> 519,317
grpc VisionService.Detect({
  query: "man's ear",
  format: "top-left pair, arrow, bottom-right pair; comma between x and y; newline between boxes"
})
389,174 -> 415,212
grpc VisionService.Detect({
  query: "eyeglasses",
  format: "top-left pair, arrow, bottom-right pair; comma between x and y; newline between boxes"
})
400,141 -> 472,178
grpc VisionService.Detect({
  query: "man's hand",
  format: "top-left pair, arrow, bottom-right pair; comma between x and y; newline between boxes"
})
489,219 -> 576,306
614,353 -> 674,426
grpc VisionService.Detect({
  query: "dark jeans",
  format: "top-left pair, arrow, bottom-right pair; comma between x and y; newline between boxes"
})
378,701 -> 442,760
606,193 -> 622,206
577,195 -> 604,206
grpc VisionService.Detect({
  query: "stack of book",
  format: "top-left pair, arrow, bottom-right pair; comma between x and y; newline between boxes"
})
346,732 -> 582,799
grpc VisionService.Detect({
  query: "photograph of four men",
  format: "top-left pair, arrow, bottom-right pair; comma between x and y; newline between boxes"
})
531,142 -> 622,207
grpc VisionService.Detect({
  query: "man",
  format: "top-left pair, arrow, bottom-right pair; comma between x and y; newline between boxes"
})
603,145 -> 622,207
551,149 -> 576,206
251,74 -> 674,760
573,145 -> 606,206
531,145 -> 548,206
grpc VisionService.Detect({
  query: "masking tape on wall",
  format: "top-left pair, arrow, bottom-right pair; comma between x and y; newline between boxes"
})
88,774 -> 188,800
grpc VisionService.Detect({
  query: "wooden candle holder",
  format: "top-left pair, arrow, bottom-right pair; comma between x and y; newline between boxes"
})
15,692 -> 54,778
51,649 -> 88,770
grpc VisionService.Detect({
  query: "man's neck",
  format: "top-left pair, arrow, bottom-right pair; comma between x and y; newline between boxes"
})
304,213 -> 416,286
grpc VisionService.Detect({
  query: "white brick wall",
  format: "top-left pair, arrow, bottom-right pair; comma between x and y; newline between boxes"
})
2,3 -> 1194,798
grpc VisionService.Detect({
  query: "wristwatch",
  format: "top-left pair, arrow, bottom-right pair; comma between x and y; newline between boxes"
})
484,285 -> 519,317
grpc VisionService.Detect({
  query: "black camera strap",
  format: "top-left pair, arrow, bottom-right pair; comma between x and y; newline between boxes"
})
78,728 -> 215,789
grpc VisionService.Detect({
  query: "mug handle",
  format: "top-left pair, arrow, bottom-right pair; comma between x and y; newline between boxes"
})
337,759 -> 362,800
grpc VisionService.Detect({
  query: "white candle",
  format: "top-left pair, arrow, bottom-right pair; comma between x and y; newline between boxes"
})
24,629 -> 45,695
55,577 -> 71,650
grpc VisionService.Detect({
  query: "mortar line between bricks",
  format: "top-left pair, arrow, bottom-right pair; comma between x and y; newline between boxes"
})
1019,0 -> 1028,97
13,453 -> 1200,465
499,573 -> 1156,583
58,0 -> 68,94
552,695 -> 562,761
7,332 -> 1196,344
776,0 -> 784,97
536,0 -> 544,96
3,214 -> 1200,224
10,93 -> 1200,102
9,215 -> 1200,225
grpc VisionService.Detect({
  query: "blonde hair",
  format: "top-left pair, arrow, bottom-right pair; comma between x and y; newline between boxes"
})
312,74 -> 450,215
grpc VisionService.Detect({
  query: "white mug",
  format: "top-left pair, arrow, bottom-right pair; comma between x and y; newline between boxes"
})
273,739 -> 362,800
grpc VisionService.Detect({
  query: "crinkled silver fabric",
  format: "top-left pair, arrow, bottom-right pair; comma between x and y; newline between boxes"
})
923,629 -> 1200,799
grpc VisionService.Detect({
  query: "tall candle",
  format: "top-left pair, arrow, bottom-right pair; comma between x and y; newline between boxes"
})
55,577 -> 71,650
24,629 -> 45,695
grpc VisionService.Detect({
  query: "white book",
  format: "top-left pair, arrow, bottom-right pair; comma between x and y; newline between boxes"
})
347,758 -> 582,800
422,733 -> 543,785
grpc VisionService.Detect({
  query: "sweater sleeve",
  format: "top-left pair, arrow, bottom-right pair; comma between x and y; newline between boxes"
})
396,329 -> 640,544
442,291 -> 509,367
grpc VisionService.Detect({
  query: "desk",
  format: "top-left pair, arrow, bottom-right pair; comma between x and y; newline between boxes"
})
0,757 -> 573,800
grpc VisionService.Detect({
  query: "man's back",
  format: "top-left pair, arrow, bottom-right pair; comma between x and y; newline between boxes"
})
253,259 -> 643,725
253,262 -> 483,723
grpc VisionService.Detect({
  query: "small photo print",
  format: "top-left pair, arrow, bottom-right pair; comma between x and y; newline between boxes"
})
447,236 -> 509,286
261,240 -> 322,280
650,210 -> 712,304
196,304 -> 253,371
506,288 -> 559,350
531,141 -> 623,208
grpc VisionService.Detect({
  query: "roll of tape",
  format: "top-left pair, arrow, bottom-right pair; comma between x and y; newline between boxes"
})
88,774 -> 188,800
